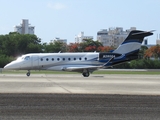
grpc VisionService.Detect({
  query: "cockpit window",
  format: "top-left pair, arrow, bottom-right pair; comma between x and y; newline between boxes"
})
24,56 -> 30,60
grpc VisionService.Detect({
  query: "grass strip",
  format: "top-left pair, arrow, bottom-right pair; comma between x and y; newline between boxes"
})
1,70 -> 160,75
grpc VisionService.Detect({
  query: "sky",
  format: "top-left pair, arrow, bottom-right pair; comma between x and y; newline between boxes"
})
0,0 -> 160,44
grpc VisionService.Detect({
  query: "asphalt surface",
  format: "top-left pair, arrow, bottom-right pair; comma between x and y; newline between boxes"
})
0,74 -> 160,119
0,94 -> 160,120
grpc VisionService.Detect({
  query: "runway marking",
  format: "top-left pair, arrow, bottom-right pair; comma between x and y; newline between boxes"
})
46,78 -> 72,94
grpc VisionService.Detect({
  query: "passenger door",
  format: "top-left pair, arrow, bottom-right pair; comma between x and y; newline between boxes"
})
31,55 -> 39,70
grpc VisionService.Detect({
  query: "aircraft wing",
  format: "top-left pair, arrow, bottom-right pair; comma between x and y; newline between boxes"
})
63,57 -> 114,71
63,65 -> 103,71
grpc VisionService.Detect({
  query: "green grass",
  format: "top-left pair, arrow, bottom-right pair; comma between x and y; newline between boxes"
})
94,71 -> 160,75
1,70 -> 160,75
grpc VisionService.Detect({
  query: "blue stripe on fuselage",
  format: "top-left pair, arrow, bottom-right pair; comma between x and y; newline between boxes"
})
99,49 -> 139,66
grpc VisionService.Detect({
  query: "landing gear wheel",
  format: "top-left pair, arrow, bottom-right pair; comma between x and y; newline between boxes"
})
26,71 -> 30,77
82,72 -> 90,77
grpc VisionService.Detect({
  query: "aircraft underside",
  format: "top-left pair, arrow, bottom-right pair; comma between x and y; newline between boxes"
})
26,68 -> 92,77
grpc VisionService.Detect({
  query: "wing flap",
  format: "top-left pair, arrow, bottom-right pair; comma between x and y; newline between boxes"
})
63,66 -> 103,71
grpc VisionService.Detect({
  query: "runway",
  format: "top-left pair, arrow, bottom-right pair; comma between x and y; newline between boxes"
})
0,74 -> 160,119
0,74 -> 160,95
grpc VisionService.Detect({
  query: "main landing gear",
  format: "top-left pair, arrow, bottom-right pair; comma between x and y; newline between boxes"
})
26,70 -> 30,77
82,69 -> 90,77
82,72 -> 90,77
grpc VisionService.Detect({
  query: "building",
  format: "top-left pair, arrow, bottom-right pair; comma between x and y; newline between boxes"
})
156,34 -> 160,45
50,37 -> 67,44
142,34 -> 160,48
14,19 -> 35,34
75,32 -> 93,43
157,40 -> 160,45
97,27 -> 136,48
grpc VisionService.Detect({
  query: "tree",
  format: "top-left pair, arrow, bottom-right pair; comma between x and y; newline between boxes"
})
138,46 -> 148,59
0,54 -> 14,67
43,41 -> 67,53
26,43 -> 42,53
67,40 -> 114,52
0,32 -> 42,57
144,45 -> 160,59
68,43 -> 80,52
83,39 -> 102,52
78,39 -> 103,52
97,46 -> 114,52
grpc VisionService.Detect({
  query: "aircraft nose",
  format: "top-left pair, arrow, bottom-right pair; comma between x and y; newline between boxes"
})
4,62 -> 19,70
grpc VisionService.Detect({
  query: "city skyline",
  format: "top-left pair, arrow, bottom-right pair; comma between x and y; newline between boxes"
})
0,0 -> 159,44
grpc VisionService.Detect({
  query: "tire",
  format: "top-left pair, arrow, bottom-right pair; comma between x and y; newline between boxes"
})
26,72 -> 30,77
82,72 -> 89,77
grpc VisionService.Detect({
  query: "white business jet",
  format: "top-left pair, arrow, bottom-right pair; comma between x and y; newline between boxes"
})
4,30 -> 153,77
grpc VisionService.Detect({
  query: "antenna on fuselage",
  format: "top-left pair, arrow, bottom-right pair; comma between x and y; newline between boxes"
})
58,51 -> 61,53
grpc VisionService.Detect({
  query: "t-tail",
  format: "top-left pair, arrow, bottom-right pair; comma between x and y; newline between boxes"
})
113,30 -> 153,54
100,30 -> 154,67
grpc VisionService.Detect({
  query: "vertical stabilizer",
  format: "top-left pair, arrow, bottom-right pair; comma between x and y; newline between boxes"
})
113,30 -> 153,54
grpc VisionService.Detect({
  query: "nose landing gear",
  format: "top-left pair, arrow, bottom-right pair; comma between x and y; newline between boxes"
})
26,70 -> 30,77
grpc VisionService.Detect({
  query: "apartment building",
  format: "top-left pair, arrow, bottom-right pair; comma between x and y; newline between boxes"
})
14,19 -> 34,34
97,27 -> 136,48
75,32 -> 93,43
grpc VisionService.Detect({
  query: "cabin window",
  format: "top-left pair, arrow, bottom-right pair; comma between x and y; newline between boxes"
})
85,57 -> 87,60
74,58 -> 76,60
79,58 -> 81,60
68,58 -> 71,61
63,58 -> 65,61
46,58 -> 49,61
52,58 -> 54,61
24,56 -> 30,60
41,58 -> 43,61
57,58 -> 60,61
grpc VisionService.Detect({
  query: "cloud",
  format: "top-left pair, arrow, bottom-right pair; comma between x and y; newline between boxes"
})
47,2 -> 66,10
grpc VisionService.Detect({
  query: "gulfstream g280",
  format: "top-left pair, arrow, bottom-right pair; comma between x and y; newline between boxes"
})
4,30 -> 153,77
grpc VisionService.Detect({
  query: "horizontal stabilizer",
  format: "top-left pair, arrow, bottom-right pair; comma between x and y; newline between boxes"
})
131,30 -> 154,36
